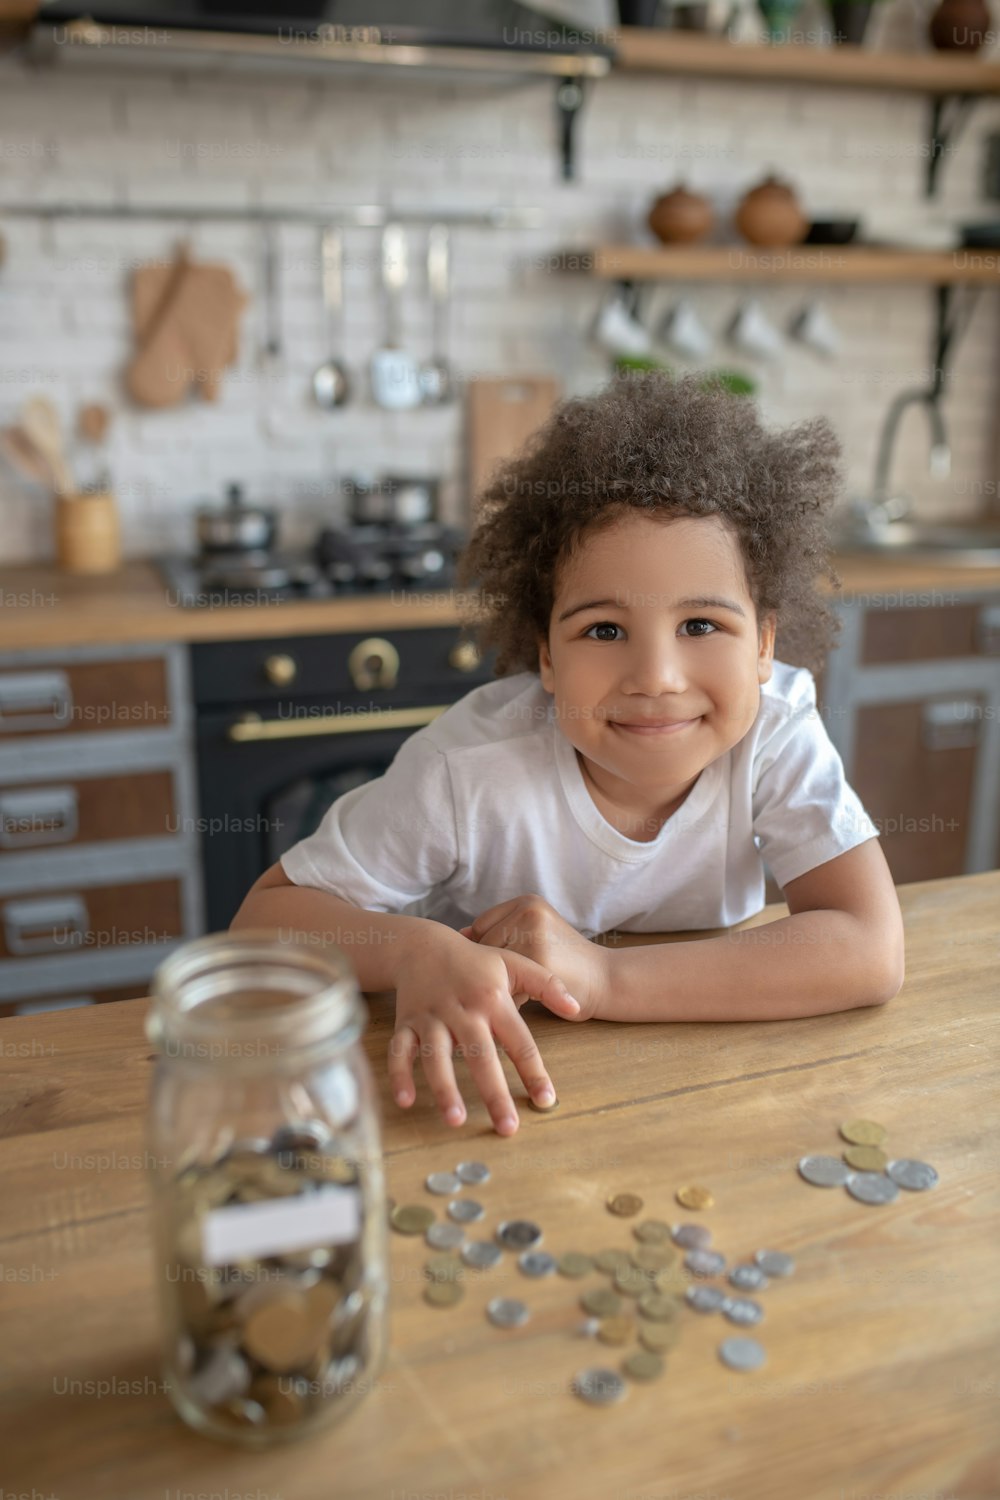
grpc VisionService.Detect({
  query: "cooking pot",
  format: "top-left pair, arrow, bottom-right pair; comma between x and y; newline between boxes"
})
196,483 -> 278,554
346,474 -> 439,529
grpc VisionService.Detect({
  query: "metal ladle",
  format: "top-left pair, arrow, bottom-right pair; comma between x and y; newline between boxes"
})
312,226 -> 350,409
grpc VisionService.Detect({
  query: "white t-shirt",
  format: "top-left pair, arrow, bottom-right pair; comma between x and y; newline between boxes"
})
280,660 -> 880,936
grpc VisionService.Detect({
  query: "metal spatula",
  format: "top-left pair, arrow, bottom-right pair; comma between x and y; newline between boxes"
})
371,224 -> 421,411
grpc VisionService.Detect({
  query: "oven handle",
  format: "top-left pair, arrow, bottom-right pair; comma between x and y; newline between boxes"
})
226,704 -> 451,743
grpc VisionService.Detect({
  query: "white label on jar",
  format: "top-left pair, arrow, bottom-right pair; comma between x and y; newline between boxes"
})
201,1187 -> 361,1266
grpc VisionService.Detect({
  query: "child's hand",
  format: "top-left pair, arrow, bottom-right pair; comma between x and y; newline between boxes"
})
459,895 -> 610,1025
388,925 -> 580,1136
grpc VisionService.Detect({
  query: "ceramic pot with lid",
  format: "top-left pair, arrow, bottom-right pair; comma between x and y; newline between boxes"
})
648,183 -> 714,245
735,175 -> 809,248
196,483 -> 278,555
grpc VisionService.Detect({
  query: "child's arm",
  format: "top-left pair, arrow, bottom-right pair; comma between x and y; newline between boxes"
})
600,839 -> 905,1023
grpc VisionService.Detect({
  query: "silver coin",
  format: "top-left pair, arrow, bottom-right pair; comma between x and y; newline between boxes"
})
487,1296 -> 530,1329
518,1250 -> 557,1278
684,1248 -> 726,1278
461,1240 -> 503,1270
455,1160 -> 491,1186
846,1171 -> 899,1206
496,1219 -> 542,1251
426,1221 -> 466,1250
754,1249 -> 795,1279
719,1336 -> 766,1372
729,1264 -> 768,1292
724,1297 -> 764,1326
426,1171 -> 462,1195
573,1367 -> 627,1405
798,1154 -> 850,1188
671,1223 -> 712,1250
685,1285 -> 729,1314
448,1198 -> 485,1223
886,1158 -> 939,1192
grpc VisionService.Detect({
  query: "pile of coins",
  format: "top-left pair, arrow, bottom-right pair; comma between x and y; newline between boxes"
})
166,1122 -> 378,1436
798,1119 -> 940,1206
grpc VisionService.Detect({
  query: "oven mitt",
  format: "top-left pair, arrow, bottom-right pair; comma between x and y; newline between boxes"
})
127,250 -> 246,407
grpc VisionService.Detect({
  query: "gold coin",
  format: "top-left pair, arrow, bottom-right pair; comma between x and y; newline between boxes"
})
557,1252 -> 594,1279
840,1119 -> 887,1147
391,1204 -> 436,1235
623,1350 -> 665,1381
242,1291 -> 324,1373
631,1245 -> 673,1273
614,1267 -> 650,1298
675,1185 -> 714,1211
596,1315 -> 634,1347
581,1286 -> 622,1318
594,1248 -> 632,1275
639,1321 -> 680,1353
637,1291 -> 680,1323
654,1266 -> 689,1297
424,1279 -> 464,1307
527,1094 -> 560,1113
425,1255 -> 463,1282
843,1143 -> 889,1172
248,1374 -> 307,1426
607,1193 -> 644,1217
633,1219 -> 672,1245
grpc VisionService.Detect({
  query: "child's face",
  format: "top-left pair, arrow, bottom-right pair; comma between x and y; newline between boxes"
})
537,513 -> 776,805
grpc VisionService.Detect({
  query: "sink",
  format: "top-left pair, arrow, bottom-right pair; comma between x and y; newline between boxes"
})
835,520 -> 1000,565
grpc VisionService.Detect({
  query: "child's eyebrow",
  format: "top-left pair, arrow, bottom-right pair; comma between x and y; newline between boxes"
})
557,595 -> 747,623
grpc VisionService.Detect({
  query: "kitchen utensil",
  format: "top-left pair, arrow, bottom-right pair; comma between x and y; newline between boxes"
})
349,475 -> 440,528
660,298 -> 714,360
312,227 -> 350,409
76,402 -> 113,491
19,396 -> 75,494
128,252 -> 246,407
592,290 -> 652,358
735,174 -> 808,248
789,301 -> 841,359
259,222 -> 281,365
419,223 -> 453,405
466,376 -> 560,502
726,299 -> 784,360
648,182 -> 714,245
371,224 -> 422,411
196,482 -> 278,555
0,426 -> 57,490
55,490 -> 121,575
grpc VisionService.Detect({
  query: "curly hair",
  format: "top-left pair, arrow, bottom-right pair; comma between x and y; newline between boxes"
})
455,370 -> 844,679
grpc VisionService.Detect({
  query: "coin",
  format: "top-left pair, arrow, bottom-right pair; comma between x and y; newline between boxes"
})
424,1254 -> 463,1282
684,1248 -> 726,1278
596,1314 -> 634,1346
637,1291 -> 679,1322
607,1193 -> 643,1217
724,1297 -> 764,1326
653,1265 -> 689,1297
754,1249 -> 795,1279
557,1252 -> 594,1279
729,1264 -> 768,1292
631,1244 -> 674,1273
518,1251 -> 557,1278
391,1204 -> 436,1235
594,1248 -> 631,1275
633,1219 -> 672,1245
426,1222 -> 465,1251
573,1368 -> 627,1405
843,1144 -> 889,1172
527,1094 -> 559,1113
676,1185 -> 714,1211
686,1285 -> 729,1314
846,1171 -> 899,1206
581,1286 -> 622,1319
425,1280 -> 464,1308
886,1158 -> 939,1192
623,1350 -> 664,1382
426,1171 -> 462,1196
496,1220 -> 542,1251
448,1199 -> 485,1224
671,1223 -> 712,1250
487,1297 -> 530,1329
242,1290 -> 324,1373
455,1161 -> 491,1185
461,1240 -> 503,1271
840,1119 -> 886,1146
798,1154 -> 850,1188
719,1336 -> 766,1371
639,1321 -> 680,1353
247,1374 -> 305,1426
613,1266 -> 650,1298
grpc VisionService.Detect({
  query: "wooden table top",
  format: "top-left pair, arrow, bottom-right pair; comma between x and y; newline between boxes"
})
1,870 -> 998,1500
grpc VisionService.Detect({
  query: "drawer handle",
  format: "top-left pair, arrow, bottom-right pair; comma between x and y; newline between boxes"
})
228,703 -> 448,743
449,640 -> 481,673
0,670 -> 73,732
263,653 -> 298,687
348,638 -> 399,691
977,605 -> 1000,656
0,786 -> 78,850
3,894 -> 89,955
920,699 -> 980,751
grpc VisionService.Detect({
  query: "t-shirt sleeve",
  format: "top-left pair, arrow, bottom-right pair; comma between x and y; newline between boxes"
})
279,731 -> 459,912
752,677 -> 880,890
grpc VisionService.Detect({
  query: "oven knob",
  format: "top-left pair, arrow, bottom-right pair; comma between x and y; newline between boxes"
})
449,640 -> 481,673
263,653 -> 298,687
348,637 -> 399,691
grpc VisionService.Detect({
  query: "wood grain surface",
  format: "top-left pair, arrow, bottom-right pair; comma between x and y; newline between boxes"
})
0,871 -> 998,1500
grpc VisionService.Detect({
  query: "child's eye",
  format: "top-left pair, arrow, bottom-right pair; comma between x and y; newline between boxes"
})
679,618 -> 718,638
583,621 -> 623,642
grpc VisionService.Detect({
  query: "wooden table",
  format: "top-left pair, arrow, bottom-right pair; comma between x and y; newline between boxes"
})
1,871 -> 998,1500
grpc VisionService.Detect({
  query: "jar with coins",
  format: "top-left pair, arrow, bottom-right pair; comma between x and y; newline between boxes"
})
145,932 -> 388,1445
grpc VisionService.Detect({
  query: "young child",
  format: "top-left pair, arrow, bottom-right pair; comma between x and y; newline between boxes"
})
233,372 -> 904,1136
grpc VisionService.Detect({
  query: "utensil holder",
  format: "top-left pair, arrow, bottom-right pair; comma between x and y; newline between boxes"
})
54,491 -> 122,575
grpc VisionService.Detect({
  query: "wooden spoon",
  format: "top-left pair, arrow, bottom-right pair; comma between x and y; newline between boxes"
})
20,397 -> 75,494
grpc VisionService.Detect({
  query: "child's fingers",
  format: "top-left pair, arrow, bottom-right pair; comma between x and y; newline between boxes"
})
416,1018 -> 467,1128
492,1006 -> 558,1114
387,1023 -> 419,1108
506,954 -> 580,1019
455,1020 -> 522,1136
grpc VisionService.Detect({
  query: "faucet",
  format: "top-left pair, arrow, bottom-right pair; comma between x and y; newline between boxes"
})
859,387 -> 951,529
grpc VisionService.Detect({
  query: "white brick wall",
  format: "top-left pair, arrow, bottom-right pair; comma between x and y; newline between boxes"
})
0,26 -> 998,563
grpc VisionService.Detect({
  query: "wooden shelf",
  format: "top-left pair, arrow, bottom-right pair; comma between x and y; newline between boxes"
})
615,27 -> 1000,94
564,244 -> 1000,283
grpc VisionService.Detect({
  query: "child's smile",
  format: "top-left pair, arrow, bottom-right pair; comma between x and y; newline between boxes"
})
538,513 -> 776,842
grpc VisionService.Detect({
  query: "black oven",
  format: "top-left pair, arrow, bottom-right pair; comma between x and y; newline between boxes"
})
191,625 -> 494,931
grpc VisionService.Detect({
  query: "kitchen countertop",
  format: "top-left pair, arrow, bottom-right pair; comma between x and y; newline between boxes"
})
0,868 -> 997,1500
2,553 -> 1000,652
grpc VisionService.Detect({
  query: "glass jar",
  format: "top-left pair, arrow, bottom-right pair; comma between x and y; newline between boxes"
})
145,931 -> 388,1446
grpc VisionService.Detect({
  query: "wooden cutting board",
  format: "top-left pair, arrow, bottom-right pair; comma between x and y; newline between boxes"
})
466,375 -> 560,508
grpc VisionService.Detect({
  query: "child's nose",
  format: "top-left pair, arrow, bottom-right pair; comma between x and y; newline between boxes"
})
620,636 -> 688,697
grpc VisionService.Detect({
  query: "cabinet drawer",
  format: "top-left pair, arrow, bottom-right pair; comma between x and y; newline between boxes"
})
0,982 -> 144,1021
0,879 -> 183,960
0,658 -> 170,739
861,603 -> 1000,664
0,771 -> 175,851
